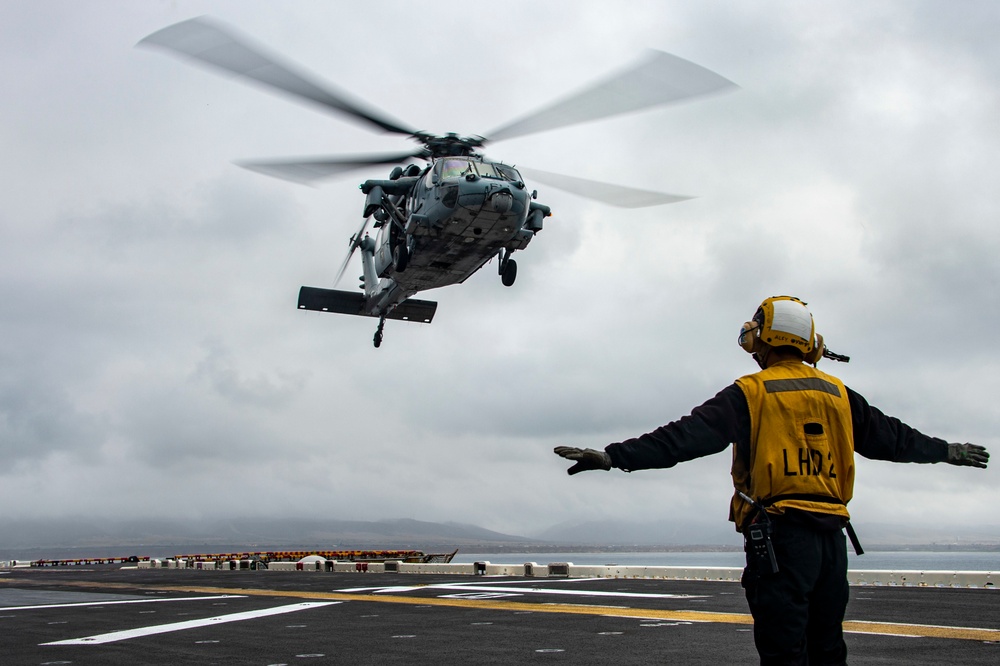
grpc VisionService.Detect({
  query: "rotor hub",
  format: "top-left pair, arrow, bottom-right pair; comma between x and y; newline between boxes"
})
414,132 -> 486,159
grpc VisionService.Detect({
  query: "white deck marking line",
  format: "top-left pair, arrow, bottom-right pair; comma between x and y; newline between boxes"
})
337,585 -> 421,594
429,584 -> 707,599
845,630 -> 918,638
1,595 -> 244,612
41,601 -> 339,646
334,578 -> 608,594
446,578 -> 607,586
459,579 -> 632,589
337,584 -> 705,599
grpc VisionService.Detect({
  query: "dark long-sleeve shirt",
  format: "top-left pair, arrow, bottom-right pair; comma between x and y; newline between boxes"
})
606,383 -> 950,473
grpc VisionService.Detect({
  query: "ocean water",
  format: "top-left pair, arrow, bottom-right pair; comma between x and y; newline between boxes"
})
455,550 -> 1000,572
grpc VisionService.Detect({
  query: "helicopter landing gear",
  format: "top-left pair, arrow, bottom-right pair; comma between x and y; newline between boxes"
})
374,316 -> 386,348
501,259 -> 517,287
499,249 -> 518,287
393,243 -> 409,273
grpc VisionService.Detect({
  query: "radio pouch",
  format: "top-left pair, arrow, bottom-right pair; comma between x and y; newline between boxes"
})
746,519 -> 779,575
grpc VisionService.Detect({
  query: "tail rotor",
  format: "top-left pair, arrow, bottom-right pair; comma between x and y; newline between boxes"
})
333,216 -> 371,287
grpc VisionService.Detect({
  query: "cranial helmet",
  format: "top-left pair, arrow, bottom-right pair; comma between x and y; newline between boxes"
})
738,295 -> 826,365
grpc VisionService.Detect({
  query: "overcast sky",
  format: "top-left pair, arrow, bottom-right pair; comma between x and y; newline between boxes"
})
2,1 -> 998,543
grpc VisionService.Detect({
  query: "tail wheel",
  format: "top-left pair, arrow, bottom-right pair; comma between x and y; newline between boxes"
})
501,259 -> 517,287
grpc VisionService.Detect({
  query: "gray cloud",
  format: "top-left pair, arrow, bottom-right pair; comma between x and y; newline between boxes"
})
0,360 -> 104,468
0,0 -> 996,538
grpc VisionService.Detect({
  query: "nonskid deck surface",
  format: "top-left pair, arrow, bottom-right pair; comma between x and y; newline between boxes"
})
1,567 -> 998,665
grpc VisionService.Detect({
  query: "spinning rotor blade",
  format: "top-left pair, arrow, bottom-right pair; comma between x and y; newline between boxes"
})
333,216 -> 371,287
138,17 -> 417,136
485,50 -> 737,143
237,151 -> 425,184
519,167 -> 692,208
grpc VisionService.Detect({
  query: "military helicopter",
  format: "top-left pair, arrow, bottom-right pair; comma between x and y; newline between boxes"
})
139,17 -> 737,347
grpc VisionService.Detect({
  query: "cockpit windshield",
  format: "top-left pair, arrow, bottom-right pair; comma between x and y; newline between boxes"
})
473,162 -> 500,179
439,158 -> 473,180
494,164 -> 521,181
437,158 -> 521,182
473,161 -> 522,181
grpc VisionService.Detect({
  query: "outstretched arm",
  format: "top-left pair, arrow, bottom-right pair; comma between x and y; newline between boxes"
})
554,384 -> 747,475
849,387 -> 989,468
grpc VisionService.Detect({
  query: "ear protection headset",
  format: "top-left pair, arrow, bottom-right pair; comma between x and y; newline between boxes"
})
804,333 -> 825,365
738,311 -> 766,355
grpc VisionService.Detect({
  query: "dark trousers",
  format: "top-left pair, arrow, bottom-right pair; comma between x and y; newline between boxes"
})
741,520 -> 849,665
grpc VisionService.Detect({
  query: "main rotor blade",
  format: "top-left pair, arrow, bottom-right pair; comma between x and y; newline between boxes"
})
236,151 -> 425,184
519,167 -> 692,208
138,16 -> 417,136
486,50 -> 737,143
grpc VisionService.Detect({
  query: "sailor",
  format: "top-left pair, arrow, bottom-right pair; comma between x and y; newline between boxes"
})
554,295 -> 989,665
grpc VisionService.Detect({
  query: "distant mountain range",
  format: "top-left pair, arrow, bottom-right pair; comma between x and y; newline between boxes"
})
0,517 -> 534,558
1,516 -> 997,560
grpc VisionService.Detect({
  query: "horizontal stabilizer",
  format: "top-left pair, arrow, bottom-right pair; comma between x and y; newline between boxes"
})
298,287 -> 437,323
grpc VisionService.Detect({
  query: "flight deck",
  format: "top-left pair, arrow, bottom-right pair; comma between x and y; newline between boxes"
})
2,563 -> 998,665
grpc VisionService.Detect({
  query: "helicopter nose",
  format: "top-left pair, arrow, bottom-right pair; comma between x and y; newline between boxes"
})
488,191 -> 514,214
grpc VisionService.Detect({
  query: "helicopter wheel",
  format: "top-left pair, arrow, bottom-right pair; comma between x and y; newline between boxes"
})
393,243 -> 409,273
373,317 -> 386,348
501,259 -> 517,287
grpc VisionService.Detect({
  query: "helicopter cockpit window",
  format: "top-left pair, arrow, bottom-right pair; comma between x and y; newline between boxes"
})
439,158 -> 472,180
472,162 -> 502,179
495,164 -> 520,181
475,162 -> 506,180
435,158 -> 518,182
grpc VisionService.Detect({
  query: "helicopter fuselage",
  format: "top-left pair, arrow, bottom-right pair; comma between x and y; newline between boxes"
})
356,156 -> 550,316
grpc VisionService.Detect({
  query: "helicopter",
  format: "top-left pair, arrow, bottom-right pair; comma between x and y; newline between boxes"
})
139,17 -> 737,347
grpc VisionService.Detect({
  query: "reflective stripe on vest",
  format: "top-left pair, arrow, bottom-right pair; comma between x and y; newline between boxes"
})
764,377 -> 842,397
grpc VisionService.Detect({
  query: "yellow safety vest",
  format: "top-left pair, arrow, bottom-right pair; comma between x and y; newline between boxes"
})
731,360 -> 855,528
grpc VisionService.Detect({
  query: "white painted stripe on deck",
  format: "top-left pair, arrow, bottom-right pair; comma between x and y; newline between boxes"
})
2,595 -> 243,612
431,584 -> 707,599
846,630 -> 919,638
338,583 -> 705,599
41,601 -> 339,645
